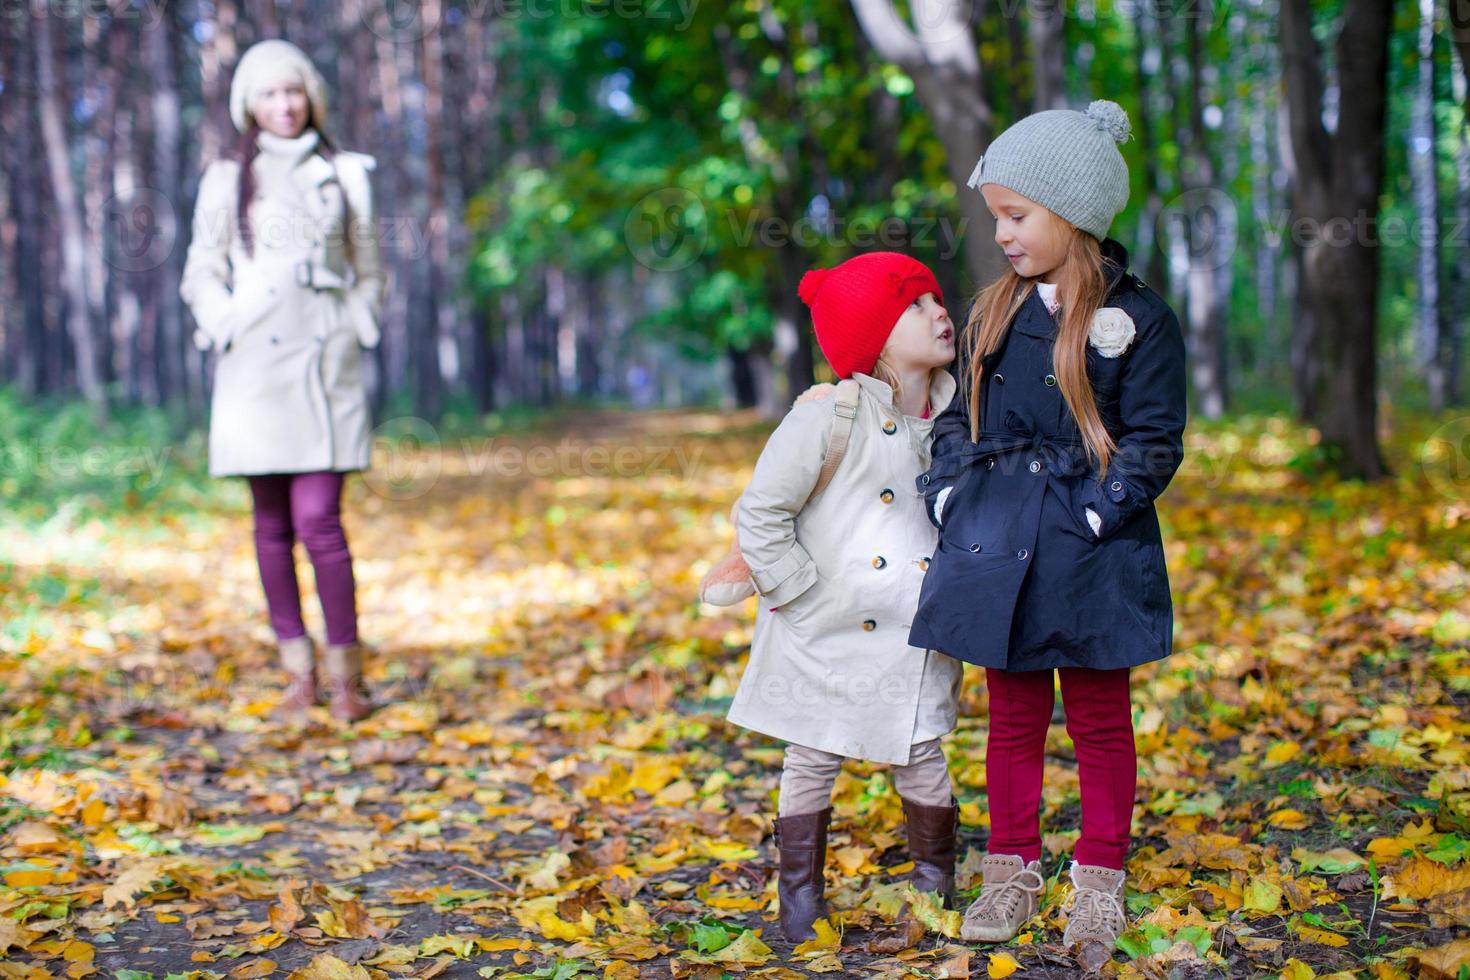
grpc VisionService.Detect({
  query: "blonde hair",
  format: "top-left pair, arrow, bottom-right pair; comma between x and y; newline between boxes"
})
870,357 -> 942,416
962,224 -> 1118,479
870,357 -> 903,404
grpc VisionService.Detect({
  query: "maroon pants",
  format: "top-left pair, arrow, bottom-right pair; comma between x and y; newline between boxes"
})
984,666 -> 1136,870
246,472 -> 358,646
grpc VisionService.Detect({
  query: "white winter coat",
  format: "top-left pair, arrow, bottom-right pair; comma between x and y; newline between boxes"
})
179,129 -> 384,478
726,370 -> 964,765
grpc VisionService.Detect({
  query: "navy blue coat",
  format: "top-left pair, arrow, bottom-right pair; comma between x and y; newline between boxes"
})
908,238 -> 1188,672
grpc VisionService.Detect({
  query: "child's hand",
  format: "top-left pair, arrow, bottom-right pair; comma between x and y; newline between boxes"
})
793,383 -> 838,405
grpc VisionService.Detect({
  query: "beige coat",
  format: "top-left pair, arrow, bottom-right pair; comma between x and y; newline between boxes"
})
726,370 -> 964,765
179,130 -> 384,478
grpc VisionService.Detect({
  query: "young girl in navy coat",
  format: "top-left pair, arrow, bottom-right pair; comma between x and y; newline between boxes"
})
912,101 -> 1188,959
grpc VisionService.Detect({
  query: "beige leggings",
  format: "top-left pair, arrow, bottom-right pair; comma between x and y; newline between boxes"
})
777,738 -> 954,816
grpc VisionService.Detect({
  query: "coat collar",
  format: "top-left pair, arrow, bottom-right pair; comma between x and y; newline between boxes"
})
1011,237 -> 1132,340
850,368 -> 957,420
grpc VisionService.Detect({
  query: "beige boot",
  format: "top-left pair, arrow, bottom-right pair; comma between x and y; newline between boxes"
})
959,853 -> 1046,942
276,635 -> 317,714
1060,862 -> 1128,962
322,642 -> 373,722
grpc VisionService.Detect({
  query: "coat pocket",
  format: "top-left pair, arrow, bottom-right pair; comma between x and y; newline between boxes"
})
219,289 -> 282,352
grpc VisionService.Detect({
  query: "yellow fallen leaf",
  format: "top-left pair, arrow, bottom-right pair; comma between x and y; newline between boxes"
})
1280,959 -> 1316,980
1263,740 -> 1301,767
988,950 -> 1021,978
1383,858 -> 1470,901
512,896 -> 597,941
1243,878 -> 1283,913
792,918 -> 840,956
1268,809 -> 1310,829
1293,923 -> 1348,947
285,954 -> 371,980
1414,939 -> 1470,980
704,929 -> 773,966
63,941 -> 94,962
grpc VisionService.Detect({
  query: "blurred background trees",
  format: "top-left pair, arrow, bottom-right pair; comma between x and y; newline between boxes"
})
1,0 -> 1466,478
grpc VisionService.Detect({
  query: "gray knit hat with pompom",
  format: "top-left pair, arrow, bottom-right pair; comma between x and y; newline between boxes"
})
966,100 -> 1133,241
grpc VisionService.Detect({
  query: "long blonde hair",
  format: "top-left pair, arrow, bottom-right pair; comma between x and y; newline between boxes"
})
963,227 -> 1118,478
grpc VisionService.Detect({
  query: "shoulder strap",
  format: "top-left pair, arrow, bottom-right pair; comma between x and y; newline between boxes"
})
805,379 -> 861,505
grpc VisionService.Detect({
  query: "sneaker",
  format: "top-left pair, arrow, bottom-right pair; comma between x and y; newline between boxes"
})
959,853 -> 1045,942
1060,861 -> 1128,957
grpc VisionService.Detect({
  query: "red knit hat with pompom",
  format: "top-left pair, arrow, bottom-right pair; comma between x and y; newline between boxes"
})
798,252 -> 944,380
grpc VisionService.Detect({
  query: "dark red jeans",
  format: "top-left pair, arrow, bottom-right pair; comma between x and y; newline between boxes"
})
246,472 -> 358,646
984,666 -> 1135,870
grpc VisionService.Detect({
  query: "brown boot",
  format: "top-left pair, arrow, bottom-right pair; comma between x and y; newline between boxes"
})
276,635 -> 317,714
322,642 -> 373,722
1060,861 -> 1127,963
774,807 -> 830,942
960,853 -> 1046,942
902,796 -> 959,907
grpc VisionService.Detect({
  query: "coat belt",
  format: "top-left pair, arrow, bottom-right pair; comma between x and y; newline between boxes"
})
957,408 -> 1089,476
293,259 -> 347,291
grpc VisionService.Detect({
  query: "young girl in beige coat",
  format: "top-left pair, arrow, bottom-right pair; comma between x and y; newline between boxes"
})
726,252 -> 964,942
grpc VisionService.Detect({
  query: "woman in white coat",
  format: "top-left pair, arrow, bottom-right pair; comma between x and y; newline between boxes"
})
180,39 -> 384,721
726,252 -> 964,943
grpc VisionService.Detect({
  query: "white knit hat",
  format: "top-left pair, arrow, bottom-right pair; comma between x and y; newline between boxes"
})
229,39 -> 328,134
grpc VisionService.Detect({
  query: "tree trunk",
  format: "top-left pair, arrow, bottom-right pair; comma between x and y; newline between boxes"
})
849,0 -> 1003,289
1279,0 -> 1392,479
1451,43 -> 1470,405
1181,6 -> 1227,418
147,15 -> 191,411
36,13 -> 106,411
1413,0 -> 1447,410
1029,0 -> 1067,110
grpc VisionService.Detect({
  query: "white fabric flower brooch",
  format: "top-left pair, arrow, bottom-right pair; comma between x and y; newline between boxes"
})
1088,307 -> 1137,358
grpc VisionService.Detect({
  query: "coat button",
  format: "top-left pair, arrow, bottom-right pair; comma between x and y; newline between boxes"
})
1110,480 -> 1123,492
969,543 -> 981,553
920,474 -> 930,485
872,556 -> 887,569
993,373 -> 1005,385
882,419 -> 897,435
985,458 -> 995,470
862,619 -> 877,631
880,488 -> 895,503
918,557 -> 931,571
1044,373 -> 1057,386
1029,459 -> 1041,473
1017,548 -> 1029,560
